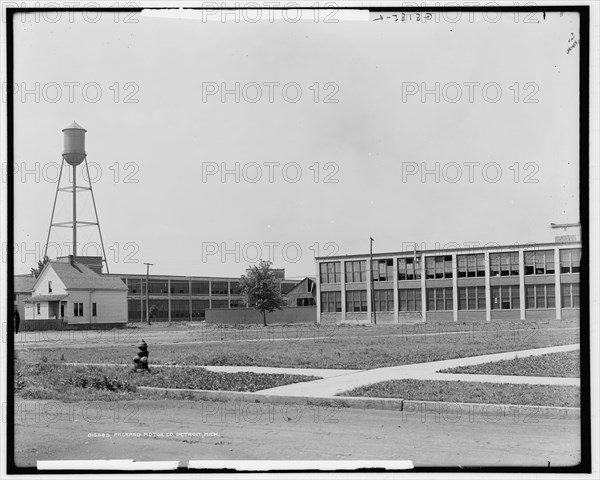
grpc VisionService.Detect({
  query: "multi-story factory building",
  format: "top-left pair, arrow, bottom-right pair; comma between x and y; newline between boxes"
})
316,240 -> 582,325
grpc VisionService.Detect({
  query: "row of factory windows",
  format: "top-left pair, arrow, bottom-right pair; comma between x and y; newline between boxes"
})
123,279 -> 242,296
320,249 -> 582,284
320,283 -> 580,312
128,298 -> 247,320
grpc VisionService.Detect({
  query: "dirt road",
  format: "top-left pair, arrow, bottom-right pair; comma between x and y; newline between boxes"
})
13,398 -> 580,469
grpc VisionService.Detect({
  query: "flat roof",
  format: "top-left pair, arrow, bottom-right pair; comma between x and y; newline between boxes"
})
314,241 -> 582,261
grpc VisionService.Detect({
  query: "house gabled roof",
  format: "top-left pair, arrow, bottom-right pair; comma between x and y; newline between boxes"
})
35,259 -> 127,291
14,275 -> 36,293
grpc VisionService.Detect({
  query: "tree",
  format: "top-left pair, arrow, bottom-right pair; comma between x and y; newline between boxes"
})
31,256 -> 50,278
149,305 -> 158,319
239,260 -> 285,326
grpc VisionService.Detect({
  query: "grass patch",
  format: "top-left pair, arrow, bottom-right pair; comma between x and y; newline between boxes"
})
340,379 -> 580,407
17,321 -> 580,370
439,350 -> 580,378
15,358 -> 319,402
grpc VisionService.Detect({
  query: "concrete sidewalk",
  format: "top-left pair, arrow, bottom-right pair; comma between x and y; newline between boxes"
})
257,344 -> 580,397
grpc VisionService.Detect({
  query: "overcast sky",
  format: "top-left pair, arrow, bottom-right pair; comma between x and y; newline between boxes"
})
10,8 -> 580,278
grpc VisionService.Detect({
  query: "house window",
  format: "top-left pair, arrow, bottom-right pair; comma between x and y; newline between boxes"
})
491,285 -> 520,310
373,289 -> 394,311
346,290 -> 367,312
426,287 -> 453,311
73,302 -> 84,316
398,257 -> 421,280
48,281 -> 52,293
320,291 -> 341,312
458,286 -> 486,311
92,303 -> 97,316
560,249 -> 581,274
371,259 -> 394,282
525,284 -> 555,309
344,261 -> 366,283
37,303 -> 41,315
561,283 -> 580,308
398,289 -> 422,312
524,250 -> 555,275
320,262 -> 342,284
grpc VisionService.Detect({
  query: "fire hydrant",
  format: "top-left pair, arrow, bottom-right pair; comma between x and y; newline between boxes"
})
133,339 -> 149,371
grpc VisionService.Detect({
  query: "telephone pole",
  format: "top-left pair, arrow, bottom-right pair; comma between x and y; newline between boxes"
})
144,262 -> 154,325
370,237 -> 376,325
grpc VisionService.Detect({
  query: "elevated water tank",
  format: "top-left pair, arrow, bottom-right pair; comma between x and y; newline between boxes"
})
62,121 -> 87,166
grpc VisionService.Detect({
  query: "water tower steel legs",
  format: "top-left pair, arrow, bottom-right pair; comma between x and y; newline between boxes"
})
83,159 -> 110,274
73,164 -> 77,257
43,157 -> 110,273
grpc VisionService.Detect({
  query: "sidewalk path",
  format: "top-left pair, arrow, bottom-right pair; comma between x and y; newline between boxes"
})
257,343 -> 580,397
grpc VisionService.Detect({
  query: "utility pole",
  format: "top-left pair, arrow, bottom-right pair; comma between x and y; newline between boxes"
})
370,237 -> 376,325
144,262 -> 154,325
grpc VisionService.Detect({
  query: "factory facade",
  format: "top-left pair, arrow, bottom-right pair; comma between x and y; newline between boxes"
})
105,271 -> 299,323
316,240 -> 582,325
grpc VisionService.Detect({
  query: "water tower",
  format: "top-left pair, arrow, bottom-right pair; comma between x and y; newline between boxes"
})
43,121 -> 110,273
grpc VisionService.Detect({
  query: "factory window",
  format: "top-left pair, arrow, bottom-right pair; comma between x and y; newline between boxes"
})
192,299 -> 210,319
211,299 -> 229,308
147,300 -> 169,321
320,291 -> 341,313
457,254 -> 485,278
344,261 -> 366,283
320,262 -> 342,284
128,299 -> 142,321
560,249 -> 581,274
525,284 -> 555,309
170,280 -> 190,295
229,281 -> 242,295
297,298 -> 316,307
346,290 -> 367,312
73,302 -> 83,317
48,281 -> 52,293
426,287 -> 453,311
458,286 -> 485,311
171,299 -> 190,319
148,280 -> 169,294
561,284 -> 580,308
191,281 -> 210,295
398,289 -> 422,312
128,279 -> 142,294
229,299 -> 246,308
398,257 -> 421,280
92,303 -> 97,316
211,282 -> 229,296
491,285 -> 520,310
524,250 -> 555,275
371,259 -> 394,282
425,255 -> 453,279
373,289 -> 394,311
490,252 -> 520,277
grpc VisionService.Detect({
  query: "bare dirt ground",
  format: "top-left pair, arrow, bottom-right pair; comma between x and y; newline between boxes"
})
13,398 -> 580,469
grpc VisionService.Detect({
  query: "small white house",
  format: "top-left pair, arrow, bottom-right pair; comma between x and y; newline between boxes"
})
24,256 -> 128,330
